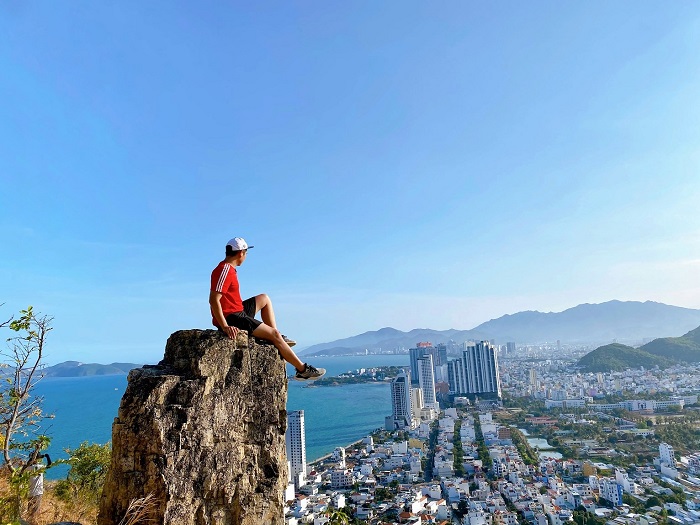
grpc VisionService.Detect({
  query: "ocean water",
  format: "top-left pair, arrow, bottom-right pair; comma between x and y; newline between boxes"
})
34,354 -> 409,479
287,354 -> 409,460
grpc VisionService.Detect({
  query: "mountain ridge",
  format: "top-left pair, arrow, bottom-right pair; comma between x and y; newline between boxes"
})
298,300 -> 700,356
43,361 -> 142,377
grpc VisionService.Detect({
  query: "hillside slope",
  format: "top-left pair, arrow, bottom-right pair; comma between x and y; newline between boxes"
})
577,343 -> 675,372
642,325 -> 700,362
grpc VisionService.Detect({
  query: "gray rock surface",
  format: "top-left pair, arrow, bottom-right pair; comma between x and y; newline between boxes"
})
98,330 -> 288,525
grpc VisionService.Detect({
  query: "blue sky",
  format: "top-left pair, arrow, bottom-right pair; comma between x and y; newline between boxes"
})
1,2 -> 699,364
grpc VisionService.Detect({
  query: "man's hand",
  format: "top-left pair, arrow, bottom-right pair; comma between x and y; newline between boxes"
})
223,325 -> 239,339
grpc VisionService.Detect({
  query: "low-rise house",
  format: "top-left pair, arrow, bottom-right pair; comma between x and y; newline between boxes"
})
355,506 -> 374,520
331,469 -> 353,489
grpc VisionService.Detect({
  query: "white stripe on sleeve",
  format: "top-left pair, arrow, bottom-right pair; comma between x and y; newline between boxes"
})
215,264 -> 230,292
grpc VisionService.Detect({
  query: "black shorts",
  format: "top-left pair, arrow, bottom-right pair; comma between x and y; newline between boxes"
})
221,297 -> 262,334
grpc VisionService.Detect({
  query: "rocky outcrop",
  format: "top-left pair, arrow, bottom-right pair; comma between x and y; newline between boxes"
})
98,330 -> 288,525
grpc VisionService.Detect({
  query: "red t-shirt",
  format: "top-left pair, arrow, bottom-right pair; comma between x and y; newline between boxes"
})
211,262 -> 243,326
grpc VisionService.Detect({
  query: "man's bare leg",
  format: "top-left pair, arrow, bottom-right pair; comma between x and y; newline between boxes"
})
252,323 -> 304,371
254,294 -> 277,329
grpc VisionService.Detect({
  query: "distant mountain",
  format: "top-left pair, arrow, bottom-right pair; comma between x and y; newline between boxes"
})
641,325 -> 700,362
43,361 -> 142,377
298,301 -> 700,356
299,327 -> 491,357
471,300 -> 700,344
577,343 -> 675,372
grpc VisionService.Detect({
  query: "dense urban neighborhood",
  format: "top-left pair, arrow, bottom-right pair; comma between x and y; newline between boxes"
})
283,341 -> 700,525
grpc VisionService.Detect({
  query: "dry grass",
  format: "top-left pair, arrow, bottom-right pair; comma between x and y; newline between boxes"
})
39,480 -> 100,525
117,494 -> 157,525
0,476 -> 98,525
0,476 -> 156,525
43,489 -> 100,524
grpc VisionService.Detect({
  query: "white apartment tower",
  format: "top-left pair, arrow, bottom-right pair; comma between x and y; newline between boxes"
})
463,341 -> 502,398
660,442 -> 677,468
390,369 -> 413,429
418,355 -> 439,410
286,410 -> 307,488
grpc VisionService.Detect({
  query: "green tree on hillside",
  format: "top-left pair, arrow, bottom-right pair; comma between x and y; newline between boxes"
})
55,441 -> 111,508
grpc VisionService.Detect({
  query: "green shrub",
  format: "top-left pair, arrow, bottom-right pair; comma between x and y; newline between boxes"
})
54,441 -> 111,507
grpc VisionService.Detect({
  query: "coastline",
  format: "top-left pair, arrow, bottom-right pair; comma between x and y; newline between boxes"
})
308,439 -> 365,467
38,355 -> 402,479
288,355 -> 404,465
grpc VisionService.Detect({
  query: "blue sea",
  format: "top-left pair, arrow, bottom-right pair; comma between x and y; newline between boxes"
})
35,354 -> 409,479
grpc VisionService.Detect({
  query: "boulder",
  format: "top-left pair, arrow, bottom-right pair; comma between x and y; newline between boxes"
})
98,330 -> 288,525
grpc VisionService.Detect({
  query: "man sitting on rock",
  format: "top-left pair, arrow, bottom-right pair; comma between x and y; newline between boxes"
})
209,237 -> 326,381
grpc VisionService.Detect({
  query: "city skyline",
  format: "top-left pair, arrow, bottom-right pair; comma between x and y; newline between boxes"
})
2,3 -> 699,364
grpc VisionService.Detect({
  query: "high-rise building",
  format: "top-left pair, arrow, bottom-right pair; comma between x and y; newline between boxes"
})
434,363 -> 448,383
286,410 -> 307,488
447,358 -> 467,394
435,344 -> 448,367
529,368 -> 538,388
463,341 -> 502,398
417,355 -> 439,410
506,342 -> 516,355
449,341 -> 502,398
447,360 -> 456,393
409,343 -> 433,384
389,369 -> 413,429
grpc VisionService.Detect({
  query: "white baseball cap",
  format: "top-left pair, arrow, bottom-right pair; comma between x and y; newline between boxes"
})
226,237 -> 254,250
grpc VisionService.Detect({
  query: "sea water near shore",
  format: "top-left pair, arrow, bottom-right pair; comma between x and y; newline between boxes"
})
35,354 -> 408,479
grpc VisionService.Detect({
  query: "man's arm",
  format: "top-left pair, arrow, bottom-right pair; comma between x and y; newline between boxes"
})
209,290 -> 239,339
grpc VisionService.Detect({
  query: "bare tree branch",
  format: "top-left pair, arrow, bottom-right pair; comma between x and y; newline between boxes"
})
0,303 -> 12,329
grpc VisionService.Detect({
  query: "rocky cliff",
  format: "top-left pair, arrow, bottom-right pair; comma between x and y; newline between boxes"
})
97,330 -> 288,525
